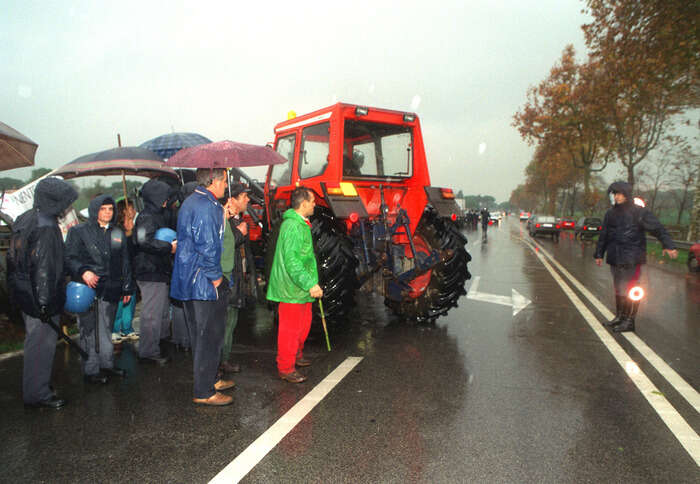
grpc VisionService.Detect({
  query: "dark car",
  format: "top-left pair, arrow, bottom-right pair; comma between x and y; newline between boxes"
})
527,215 -> 561,240
574,217 -> 602,239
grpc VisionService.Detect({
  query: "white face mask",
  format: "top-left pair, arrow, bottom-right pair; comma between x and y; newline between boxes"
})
609,192 -> 615,206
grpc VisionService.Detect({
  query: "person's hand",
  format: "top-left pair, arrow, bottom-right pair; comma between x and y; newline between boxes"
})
236,221 -> 248,236
82,270 -> 100,288
39,306 -> 51,324
212,277 -> 223,288
663,249 -> 678,259
171,240 -> 178,254
224,198 -> 235,219
309,284 -> 323,298
123,295 -> 131,304
595,258 -> 603,266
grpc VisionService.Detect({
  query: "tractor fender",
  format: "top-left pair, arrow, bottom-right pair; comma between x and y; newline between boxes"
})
424,187 -> 460,218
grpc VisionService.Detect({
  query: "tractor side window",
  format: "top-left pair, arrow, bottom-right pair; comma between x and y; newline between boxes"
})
270,134 -> 296,188
380,132 -> 413,177
299,122 -> 330,179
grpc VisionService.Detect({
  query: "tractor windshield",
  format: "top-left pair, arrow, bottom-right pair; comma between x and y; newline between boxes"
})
270,134 -> 295,188
343,120 -> 413,178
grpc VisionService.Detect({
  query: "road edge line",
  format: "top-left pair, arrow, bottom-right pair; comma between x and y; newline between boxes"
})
521,237 -> 700,467
209,356 -> 364,483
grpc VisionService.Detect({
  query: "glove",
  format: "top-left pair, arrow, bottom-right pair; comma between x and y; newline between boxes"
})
39,306 -> 51,324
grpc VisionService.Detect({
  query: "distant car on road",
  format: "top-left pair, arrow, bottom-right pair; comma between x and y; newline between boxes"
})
527,215 -> 561,241
519,211 -> 531,221
574,217 -> 603,239
688,242 -> 700,273
560,218 -> 575,230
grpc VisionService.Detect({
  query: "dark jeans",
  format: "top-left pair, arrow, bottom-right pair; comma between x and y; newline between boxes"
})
611,264 -> 641,298
183,284 -> 229,399
22,313 -> 59,404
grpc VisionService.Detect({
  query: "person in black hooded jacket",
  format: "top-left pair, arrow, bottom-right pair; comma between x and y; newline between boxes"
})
594,181 -> 677,332
7,177 -> 77,408
133,179 -> 176,364
65,194 -> 134,383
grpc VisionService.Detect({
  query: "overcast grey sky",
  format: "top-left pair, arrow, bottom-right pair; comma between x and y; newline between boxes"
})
2,0 -> 590,201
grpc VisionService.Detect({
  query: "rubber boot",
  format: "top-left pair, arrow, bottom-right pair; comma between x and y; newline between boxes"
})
605,296 -> 624,327
613,299 -> 638,333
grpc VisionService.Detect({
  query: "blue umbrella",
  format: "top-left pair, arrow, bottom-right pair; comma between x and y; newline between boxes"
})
139,132 -> 212,159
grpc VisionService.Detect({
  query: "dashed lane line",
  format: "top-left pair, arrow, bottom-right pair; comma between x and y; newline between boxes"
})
209,356 -> 364,483
530,237 -> 700,415
521,237 -> 700,467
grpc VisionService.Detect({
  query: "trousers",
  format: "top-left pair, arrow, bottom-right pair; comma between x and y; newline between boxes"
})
113,297 -> 135,334
78,298 -> 118,376
611,264 -> 641,298
183,285 -> 229,399
22,313 -> 59,404
171,302 -> 190,348
137,281 -> 169,358
276,302 -> 312,374
221,307 -> 239,363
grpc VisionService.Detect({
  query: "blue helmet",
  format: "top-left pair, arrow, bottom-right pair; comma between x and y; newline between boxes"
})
65,281 -> 96,313
154,227 -> 177,244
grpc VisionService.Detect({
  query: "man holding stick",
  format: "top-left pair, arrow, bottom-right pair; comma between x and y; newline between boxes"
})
267,187 -> 323,383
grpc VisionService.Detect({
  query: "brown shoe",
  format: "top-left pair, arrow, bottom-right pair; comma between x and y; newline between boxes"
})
295,357 -> 312,367
279,370 -> 307,383
192,392 -> 233,406
214,379 -> 235,391
220,361 -> 241,373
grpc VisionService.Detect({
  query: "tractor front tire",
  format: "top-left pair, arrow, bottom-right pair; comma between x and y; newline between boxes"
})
388,210 -> 471,322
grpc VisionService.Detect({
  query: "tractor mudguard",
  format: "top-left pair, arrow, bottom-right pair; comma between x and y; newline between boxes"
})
320,184 -> 369,219
424,187 -> 460,218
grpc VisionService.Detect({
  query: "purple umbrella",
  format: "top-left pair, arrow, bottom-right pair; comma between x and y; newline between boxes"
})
164,140 -> 286,169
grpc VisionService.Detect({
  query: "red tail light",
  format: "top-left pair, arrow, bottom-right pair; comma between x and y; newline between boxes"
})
450,213 -> 457,222
348,212 -> 359,223
535,223 -> 540,228
583,225 -> 587,230
629,286 -> 644,301
598,226 -> 602,230
556,225 -> 561,229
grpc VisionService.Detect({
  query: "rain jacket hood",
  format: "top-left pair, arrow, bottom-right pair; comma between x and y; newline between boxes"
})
266,209 -> 318,304
33,177 -> 78,218
141,179 -> 171,212
607,181 -> 633,200
88,194 -> 117,224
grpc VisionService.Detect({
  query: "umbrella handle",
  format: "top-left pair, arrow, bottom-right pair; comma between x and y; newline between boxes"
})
121,170 -> 129,206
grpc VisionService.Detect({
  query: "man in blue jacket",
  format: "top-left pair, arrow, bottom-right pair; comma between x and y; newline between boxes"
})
171,168 -> 234,406
595,181 -> 677,332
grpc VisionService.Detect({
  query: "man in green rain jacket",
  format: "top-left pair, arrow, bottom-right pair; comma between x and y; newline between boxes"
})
267,187 -> 323,383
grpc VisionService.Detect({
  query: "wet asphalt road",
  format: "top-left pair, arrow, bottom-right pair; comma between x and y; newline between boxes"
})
0,218 -> 698,483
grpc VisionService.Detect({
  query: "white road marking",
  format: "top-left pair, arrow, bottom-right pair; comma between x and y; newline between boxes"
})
209,356 -> 364,483
531,238 -> 700,415
467,276 -> 532,316
521,237 -> 700,466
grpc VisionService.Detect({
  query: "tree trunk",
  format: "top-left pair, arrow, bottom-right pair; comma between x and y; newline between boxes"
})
570,185 -> 577,216
689,162 -> 700,241
676,186 -> 689,225
583,169 -> 592,215
627,163 -> 635,190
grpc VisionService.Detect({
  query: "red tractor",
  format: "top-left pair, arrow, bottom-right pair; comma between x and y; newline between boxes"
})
255,103 -> 471,324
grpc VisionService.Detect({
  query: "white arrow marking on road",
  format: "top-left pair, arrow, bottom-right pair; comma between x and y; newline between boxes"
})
467,276 -> 532,316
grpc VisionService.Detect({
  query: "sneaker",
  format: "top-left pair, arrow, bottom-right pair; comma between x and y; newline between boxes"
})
111,333 -> 123,343
122,331 -> 139,341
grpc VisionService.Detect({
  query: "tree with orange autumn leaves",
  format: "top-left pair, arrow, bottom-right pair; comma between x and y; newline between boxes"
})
513,45 -> 611,214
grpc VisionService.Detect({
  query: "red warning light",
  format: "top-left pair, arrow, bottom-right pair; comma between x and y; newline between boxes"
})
451,213 -> 457,222
628,286 -> 644,301
348,212 -> 359,223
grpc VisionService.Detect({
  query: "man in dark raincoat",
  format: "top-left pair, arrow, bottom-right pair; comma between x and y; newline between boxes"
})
65,194 -> 134,383
7,177 -> 77,408
594,181 -> 677,332
133,179 -> 176,365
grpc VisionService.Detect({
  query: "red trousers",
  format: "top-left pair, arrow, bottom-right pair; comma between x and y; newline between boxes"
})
277,302 -> 312,374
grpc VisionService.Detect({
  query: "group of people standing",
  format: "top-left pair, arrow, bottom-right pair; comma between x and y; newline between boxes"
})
8,168 -> 321,409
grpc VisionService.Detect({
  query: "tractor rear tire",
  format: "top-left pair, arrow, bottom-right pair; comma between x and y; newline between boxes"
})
387,210 -> 471,322
310,208 -> 358,327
